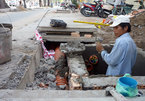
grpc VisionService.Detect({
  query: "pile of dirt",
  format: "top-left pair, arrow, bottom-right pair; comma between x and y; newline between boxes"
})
130,11 -> 145,50
94,27 -> 115,44
97,11 -> 145,50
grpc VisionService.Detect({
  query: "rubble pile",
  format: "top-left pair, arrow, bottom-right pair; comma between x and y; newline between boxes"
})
26,58 -> 56,90
2,55 -> 31,89
26,56 -> 68,90
130,11 -> 145,50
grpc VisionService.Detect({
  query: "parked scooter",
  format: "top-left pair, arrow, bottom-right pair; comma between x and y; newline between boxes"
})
80,0 -> 133,18
96,1 -> 113,18
80,0 -> 113,18
80,0 -> 102,17
100,3 -> 133,18
101,5 -> 113,18
112,3 -> 134,15
61,2 -> 77,11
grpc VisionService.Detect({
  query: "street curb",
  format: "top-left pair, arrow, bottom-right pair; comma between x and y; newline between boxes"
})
0,8 -> 11,13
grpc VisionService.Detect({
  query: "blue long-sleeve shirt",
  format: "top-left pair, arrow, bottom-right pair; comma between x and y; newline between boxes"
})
101,33 -> 137,76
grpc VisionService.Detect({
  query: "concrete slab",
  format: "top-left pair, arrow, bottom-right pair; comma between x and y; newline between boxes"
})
82,76 -> 145,89
0,98 -> 114,101
42,35 -> 96,42
67,55 -> 88,76
0,90 -> 145,101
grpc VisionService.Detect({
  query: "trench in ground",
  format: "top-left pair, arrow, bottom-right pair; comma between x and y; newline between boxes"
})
24,40 -> 145,90
4,27 -> 144,90
25,26 -> 145,90
44,41 -> 145,76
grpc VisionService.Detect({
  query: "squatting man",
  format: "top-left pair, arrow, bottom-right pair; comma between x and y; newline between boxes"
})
96,15 -> 137,76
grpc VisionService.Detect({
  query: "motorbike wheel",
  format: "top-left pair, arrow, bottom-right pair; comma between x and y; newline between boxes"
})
115,9 -> 126,15
97,8 -> 104,18
122,10 -> 126,15
81,7 -> 92,17
70,7 -> 76,12
80,8 -> 84,15
102,10 -> 110,18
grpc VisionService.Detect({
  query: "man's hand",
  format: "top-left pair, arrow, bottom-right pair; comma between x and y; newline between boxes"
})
96,42 -> 104,53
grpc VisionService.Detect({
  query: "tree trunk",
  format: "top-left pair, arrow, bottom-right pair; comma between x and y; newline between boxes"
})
23,0 -> 27,8
0,0 -> 9,9
39,0 -> 42,7
47,0 -> 50,6
43,0 -> 46,6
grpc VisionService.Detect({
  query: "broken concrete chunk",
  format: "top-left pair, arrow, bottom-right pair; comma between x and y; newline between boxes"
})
67,56 -> 89,76
47,73 -> 56,82
69,76 -> 82,90
60,42 -> 85,54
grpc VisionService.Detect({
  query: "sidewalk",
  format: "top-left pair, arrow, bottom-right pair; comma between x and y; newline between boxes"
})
0,8 -> 11,13
0,8 -> 49,89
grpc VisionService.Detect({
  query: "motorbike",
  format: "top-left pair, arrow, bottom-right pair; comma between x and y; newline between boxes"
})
80,0 -> 113,18
96,2 -> 133,18
80,0 -> 133,18
80,0 -> 102,17
112,3 -> 134,15
61,2 -> 77,11
95,1 -> 113,18
100,4 -> 114,18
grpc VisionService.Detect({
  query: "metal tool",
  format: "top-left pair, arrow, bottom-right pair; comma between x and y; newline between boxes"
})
73,20 -> 110,26
96,37 -> 103,43
105,86 -> 128,101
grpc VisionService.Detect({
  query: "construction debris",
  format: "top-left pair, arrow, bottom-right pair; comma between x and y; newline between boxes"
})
1,55 -> 31,89
50,19 -> 67,28
26,54 -> 68,90
130,10 -> 145,50
56,75 -> 67,89
69,76 -> 83,90
26,58 -> 57,90
60,41 -> 85,55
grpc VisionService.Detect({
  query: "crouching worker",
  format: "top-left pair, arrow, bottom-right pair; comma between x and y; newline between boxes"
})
96,15 -> 137,76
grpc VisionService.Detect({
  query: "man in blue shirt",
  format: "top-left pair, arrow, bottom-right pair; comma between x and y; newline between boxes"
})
96,15 -> 137,76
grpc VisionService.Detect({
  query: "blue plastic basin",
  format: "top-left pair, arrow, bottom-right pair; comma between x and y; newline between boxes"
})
118,77 -> 137,88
